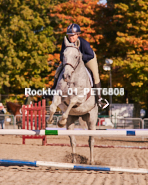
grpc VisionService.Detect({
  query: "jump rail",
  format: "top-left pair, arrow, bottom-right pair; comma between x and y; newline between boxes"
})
0,159 -> 148,174
1,129 -> 148,137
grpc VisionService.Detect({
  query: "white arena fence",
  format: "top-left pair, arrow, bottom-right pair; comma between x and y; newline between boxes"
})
0,114 -> 15,129
15,114 -> 78,129
143,119 -> 148,129
1,113 -> 147,130
111,117 -> 144,129
96,117 -> 144,129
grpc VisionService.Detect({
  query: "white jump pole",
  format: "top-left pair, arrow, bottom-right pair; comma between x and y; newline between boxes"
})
0,129 -> 148,137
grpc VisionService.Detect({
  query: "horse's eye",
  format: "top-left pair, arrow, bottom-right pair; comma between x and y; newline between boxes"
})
75,56 -> 78,59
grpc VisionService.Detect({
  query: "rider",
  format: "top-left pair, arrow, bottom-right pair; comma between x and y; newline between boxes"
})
51,23 -> 102,106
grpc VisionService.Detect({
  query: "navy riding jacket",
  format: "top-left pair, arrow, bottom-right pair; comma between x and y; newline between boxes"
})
60,37 -> 94,64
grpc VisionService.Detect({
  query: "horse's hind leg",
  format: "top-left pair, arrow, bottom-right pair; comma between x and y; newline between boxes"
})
88,136 -> 94,165
66,115 -> 78,163
47,95 -> 61,124
83,105 -> 97,165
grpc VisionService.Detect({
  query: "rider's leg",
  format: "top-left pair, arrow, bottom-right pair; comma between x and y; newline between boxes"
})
85,52 -> 102,105
51,63 -> 63,90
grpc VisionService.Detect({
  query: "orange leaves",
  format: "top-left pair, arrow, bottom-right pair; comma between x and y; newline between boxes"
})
51,0 -> 98,28
113,15 -> 124,19
24,72 -> 28,76
50,0 -> 105,47
117,32 -> 128,37
94,34 -> 104,40
48,53 -> 60,62
46,53 -> 60,87
45,79 -> 54,88
125,36 -> 148,51
54,53 -> 60,60
48,54 -> 54,61
46,0 -> 148,107
44,73 -> 54,88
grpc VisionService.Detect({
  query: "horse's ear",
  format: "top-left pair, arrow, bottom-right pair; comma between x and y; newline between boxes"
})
75,38 -> 80,48
64,36 -> 69,47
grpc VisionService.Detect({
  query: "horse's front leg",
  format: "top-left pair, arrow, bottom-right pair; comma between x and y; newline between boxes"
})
87,105 -> 98,165
58,97 -> 77,127
47,95 -> 61,124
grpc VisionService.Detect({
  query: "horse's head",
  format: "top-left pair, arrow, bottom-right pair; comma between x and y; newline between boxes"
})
62,36 -> 82,82
6,102 -> 22,115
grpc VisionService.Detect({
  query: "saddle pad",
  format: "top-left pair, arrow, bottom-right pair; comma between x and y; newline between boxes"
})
85,67 -> 93,87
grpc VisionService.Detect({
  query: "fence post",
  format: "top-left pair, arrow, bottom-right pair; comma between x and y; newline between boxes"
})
14,116 -> 16,129
114,114 -> 117,129
142,119 -> 144,129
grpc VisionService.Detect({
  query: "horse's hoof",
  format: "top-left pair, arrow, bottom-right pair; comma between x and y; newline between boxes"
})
57,121 -> 64,128
47,118 -> 52,124
72,159 -> 76,163
90,161 -> 95,165
58,119 -> 67,128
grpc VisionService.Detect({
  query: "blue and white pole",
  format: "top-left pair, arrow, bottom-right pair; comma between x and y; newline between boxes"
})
0,159 -> 148,174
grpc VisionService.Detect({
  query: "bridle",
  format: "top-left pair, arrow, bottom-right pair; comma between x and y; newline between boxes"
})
62,46 -> 81,71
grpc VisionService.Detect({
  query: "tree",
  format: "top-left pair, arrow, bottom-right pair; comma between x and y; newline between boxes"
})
49,0 -> 118,102
49,0 -> 107,78
49,0 -> 148,108
109,0 -> 148,107
0,0 -> 57,94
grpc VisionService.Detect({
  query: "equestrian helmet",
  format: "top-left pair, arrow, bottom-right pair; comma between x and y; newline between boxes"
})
66,24 -> 81,35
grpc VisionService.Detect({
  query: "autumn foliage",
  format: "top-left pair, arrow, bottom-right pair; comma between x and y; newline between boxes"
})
50,0 -> 148,108
0,0 -> 148,109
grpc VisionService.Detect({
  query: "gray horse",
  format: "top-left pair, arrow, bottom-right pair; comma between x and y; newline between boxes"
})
48,36 -> 98,164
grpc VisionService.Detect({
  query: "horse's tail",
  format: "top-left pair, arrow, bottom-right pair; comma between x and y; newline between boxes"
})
6,102 -> 13,113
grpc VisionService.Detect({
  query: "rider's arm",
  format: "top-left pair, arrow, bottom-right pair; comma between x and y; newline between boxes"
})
79,37 -> 94,63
